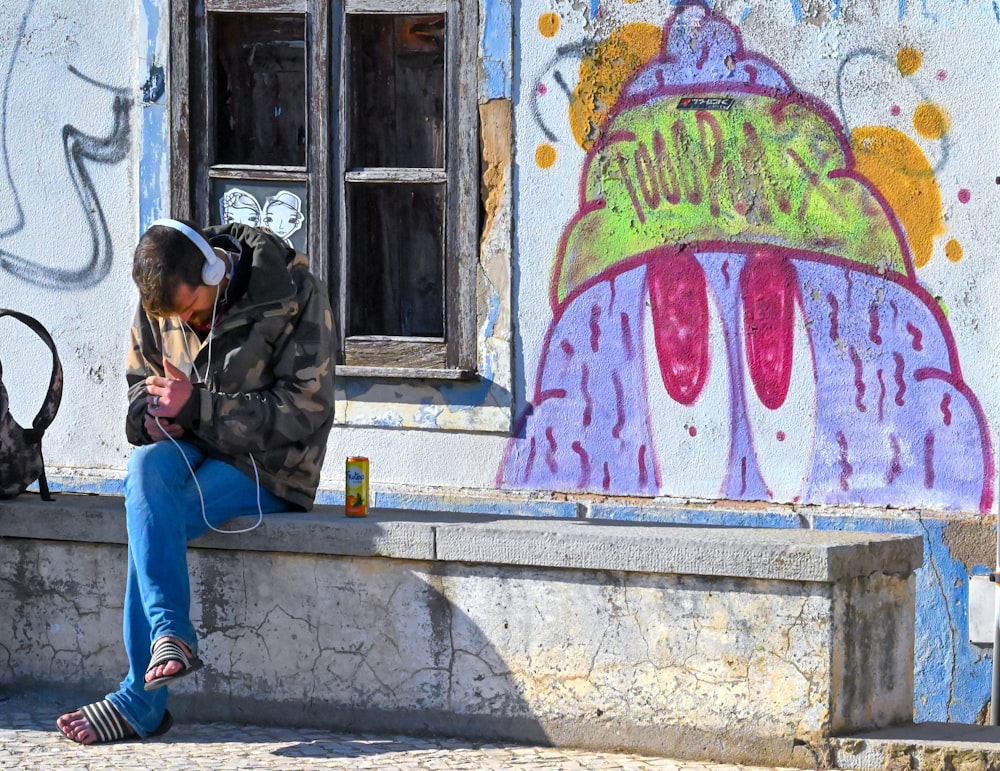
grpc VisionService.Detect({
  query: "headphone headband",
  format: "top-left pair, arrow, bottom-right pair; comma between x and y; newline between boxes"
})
148,218 -> 227,285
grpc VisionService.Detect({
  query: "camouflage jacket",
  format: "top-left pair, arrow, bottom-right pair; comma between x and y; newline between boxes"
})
125,223 -> 335,510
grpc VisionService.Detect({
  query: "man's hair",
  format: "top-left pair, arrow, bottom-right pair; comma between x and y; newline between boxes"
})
133,219 -> 209,316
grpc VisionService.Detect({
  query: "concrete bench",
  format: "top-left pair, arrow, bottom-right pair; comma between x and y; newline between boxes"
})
0,494 -> 923,767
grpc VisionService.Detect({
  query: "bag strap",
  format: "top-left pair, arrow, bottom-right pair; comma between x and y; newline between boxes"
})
0,308 -> 63,434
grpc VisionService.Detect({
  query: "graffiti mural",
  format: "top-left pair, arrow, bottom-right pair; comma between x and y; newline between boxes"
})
499,1 -> 993,512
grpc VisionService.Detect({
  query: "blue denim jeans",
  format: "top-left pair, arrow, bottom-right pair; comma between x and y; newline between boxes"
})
106,440 -> 287,736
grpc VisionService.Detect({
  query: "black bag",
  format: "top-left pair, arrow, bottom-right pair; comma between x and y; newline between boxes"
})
0,309 -> 63,500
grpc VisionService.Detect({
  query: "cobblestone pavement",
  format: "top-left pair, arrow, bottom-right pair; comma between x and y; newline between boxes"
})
0,692 -> 801,771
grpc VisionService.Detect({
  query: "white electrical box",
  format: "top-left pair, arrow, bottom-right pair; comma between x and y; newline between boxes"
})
969,575 -> 995,645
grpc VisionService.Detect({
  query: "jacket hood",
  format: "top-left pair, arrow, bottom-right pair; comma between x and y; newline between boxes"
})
204,223 -> 299,312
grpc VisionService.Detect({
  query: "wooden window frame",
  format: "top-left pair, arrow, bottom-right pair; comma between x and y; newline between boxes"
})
169,0 -> 479,381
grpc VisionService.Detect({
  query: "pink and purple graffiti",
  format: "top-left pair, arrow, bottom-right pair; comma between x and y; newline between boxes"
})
499,1 -> 993,512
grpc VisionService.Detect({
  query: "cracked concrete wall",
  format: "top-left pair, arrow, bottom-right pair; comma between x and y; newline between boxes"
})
0,535 -> 914,764
831,572 -> 915,731
577,503 -> 991,725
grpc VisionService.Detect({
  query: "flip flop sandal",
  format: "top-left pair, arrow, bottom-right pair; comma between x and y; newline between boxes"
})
143,637 -> 204,692
60,700 -> 172,744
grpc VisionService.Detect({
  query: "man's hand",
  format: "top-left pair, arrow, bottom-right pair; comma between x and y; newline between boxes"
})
146,360 -> 194,419
144,413 -> 184,441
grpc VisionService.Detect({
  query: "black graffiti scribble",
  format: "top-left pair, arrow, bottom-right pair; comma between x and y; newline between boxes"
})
530,43 -> 593,144
0,64 -> 131,290
0,1 -> 33,241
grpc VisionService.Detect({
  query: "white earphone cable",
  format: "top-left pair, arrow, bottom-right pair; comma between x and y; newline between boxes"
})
152,416 -> 264,534
153,271 -> 263,535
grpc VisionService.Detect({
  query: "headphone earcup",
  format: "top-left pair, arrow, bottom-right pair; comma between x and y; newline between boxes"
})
148,218 -> 227,286
202,251 -> 227,286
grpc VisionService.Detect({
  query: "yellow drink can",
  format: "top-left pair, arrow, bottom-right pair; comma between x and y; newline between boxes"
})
345,457 -> 369,516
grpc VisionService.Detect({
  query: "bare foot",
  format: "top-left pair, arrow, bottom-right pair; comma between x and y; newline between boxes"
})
57,709 -> 98,744
144,637 -> 195,685
57,709 -> 134,744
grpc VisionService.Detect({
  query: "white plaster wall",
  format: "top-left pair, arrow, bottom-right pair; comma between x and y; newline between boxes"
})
0,0 -> 515,497
321,425 -> 508,491
0,0 -> 135,480
3,0 -> 1000,512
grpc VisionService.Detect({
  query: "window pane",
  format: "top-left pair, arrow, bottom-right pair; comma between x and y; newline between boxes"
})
347,183 -> 444,337
210,180 -> 308,254
348,14 -> 445,169
212,14 -> 306,166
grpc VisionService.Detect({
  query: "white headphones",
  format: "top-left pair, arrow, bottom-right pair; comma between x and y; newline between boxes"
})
149,218 -> 227,286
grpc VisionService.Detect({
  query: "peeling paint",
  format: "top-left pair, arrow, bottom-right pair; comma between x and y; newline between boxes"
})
942,515 -> 996,571
140,62 -> 164,105
138,0 -> 168,231
479,99 -> 511,246
481,0 -> 512,100
478,98 -> 513,385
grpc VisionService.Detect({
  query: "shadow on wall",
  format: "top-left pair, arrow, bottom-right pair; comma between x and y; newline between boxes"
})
176,553 -> 550,743
0,526 -> 544,745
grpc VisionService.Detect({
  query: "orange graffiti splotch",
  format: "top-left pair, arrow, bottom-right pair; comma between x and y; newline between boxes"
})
569,23 -> 661,150
851,126 -> 946,269
536,143 -> 557,168
538,12 -> 560,38
913,101 -> 950,139
897,47 -> 923,76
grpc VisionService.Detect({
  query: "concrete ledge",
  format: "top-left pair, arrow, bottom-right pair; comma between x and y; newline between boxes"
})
0,494 -> 924,767
0,494 -> 922,581
831,723 -> 1000,769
